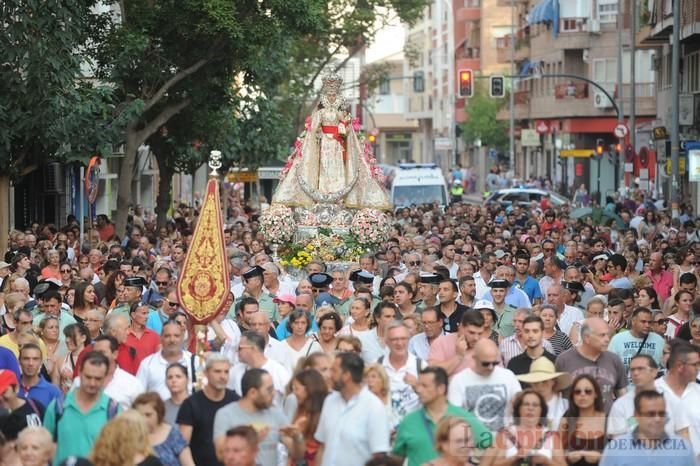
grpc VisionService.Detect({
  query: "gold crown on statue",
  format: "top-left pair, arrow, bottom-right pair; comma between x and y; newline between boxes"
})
321,71 -> 343,93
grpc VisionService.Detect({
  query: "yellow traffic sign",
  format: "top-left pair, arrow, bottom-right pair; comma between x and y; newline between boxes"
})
665,158 -> 686,176
226,171 -> 258,183
560,149 -> 595,158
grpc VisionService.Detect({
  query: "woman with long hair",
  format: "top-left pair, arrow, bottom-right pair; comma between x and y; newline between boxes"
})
104,271 -> 127,309
91,410 -> 162,466
558,375 -> 606,466
337,298 -> 381,362
667,289 -> 693,339
673,248 -> 696,291
364,363 -> 391,407
287,369 -> 329,466
133,392 -> 195,466
54,323 -> 89,393
163,363 -> 190,426
37,315 -> 65,377
71,281 -> 98,324
482,389 -> 565,466
636,286 -> 660,311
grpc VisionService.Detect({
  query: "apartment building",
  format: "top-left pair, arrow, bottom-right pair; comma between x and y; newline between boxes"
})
505,0 -> 656,198
404,0 -> 513,174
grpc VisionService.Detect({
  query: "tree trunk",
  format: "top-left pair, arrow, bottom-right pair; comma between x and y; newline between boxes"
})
0,175 -> 10,255
114,122 -> 140,238
154,151 -> 174,231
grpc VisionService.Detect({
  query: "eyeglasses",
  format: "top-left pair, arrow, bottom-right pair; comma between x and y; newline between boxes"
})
156,281 -> 169,286
654,319 -> 669,325
60,269 -> 72,273
573,388 -> 594,395
543,248 -> 555,252
639,410 -> 666,418
408,261 -> 422,266
168,301 -> 179,307
480,361 -> 499,368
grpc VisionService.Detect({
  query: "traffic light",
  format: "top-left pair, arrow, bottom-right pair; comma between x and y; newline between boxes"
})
368,134 -> 376,143
490,76 -> 505,98
458,69 -> 473,98
615,143 -> 621,155
595,139 -> 604,157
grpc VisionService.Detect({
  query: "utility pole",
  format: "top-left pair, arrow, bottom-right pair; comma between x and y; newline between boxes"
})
509,0 -> 516,175
670,0 -> 681,216
629,0 -> 637,159
616,1 -> 625,193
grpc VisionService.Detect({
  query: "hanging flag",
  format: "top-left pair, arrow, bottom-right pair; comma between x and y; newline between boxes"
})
85,156 -> 101,205
177,178 -> 230,324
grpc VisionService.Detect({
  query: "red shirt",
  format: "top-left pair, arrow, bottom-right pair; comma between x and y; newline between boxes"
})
646,269 -> 674,303
125,328 -> 161,369
74,342 -> 139,377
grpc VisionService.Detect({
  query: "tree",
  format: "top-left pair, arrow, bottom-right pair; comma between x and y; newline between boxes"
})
0,0 -> 135,246
90,0 -> 326,236
461,87 -> 509,151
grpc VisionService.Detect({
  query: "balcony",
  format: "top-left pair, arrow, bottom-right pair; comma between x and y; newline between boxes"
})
554,18 -> 594,50
554,82 -> 588,99
496,36 -> 512,63
515,89 -> 531,105
617,83 -> 657,116
515,37 -> 530,61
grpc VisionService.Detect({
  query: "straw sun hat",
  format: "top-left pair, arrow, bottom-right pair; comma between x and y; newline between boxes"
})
515,357 -> 572,392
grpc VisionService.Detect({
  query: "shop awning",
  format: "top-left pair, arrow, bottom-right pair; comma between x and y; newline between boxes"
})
526,0 -> 560,37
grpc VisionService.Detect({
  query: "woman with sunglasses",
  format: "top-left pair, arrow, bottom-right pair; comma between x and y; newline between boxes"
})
558,375 -> 606,466
651,310 -> 670,341
482,389 -> 565,466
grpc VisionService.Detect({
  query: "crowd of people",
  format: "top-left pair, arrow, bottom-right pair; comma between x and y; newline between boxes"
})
0,194 -> 699,466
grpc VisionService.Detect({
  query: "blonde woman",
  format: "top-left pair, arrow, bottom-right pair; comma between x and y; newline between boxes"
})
15,426 -> 55,466
364,363 -> 393,422
91,410 -> 163,466
424,416 -> 474,466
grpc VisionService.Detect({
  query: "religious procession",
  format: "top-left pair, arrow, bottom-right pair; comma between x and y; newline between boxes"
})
3,0 -> 700,464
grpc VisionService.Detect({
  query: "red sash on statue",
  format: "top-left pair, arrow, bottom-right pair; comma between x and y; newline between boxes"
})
321,125 -> 346,161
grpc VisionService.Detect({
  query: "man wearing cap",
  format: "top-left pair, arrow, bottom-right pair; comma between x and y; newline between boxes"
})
233,266 -> 277,322
505,315 -> 556,375
588,253 -> 634,293
0,369 -> 44,441
409,307 -> 445,360
436,279 -> 468,333
516,357 -> 571,429
482,266 -> 532,310
337,271 -> 378,317
309,272 -> 334,308
109,276 -> 147,319
418,273 -> 440,309
487,279 -> 518,338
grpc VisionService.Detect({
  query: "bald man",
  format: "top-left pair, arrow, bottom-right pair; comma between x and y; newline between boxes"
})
448,339 -> 522,432
555,317 -> 627,412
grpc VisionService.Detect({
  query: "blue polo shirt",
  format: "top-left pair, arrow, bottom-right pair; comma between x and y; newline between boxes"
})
514,275 -> 542,303
43,391 -> 120,465
18,378 -> 61,409
275,317 -> 319,340
600,431 -> 695,466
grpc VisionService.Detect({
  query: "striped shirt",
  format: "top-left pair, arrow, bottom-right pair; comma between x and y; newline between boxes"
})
546,330 -> 573,356
499,335 -> 555,366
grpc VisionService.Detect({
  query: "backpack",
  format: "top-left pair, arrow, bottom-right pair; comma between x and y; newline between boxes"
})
378,355 -> 423,375
52,395 -> 119,442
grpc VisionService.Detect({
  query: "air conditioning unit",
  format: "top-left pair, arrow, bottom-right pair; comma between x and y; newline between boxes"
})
44,161 -> 64,194
589,19 -> 601,33
593,91 -> 613,109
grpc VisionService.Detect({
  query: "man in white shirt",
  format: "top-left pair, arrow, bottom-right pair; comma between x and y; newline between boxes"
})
136,320 -> 197,399
448,339 -> 522,432
315,352 -> 390,466
473,252 -> 497,300
654,342 -> 700,462
408,308 -> 445,360
229,331 -> 290,402
380,321 -> 426,427
247,312 -> 287,364
74,334 -> 144,409
546,284 -> 584,336
608,354 -> 688,438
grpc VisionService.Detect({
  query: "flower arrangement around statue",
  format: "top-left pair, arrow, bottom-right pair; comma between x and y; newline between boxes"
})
258,204 -> 295,244
351,208 -> 390,245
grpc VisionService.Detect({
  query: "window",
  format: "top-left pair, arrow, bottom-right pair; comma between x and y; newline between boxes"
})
378,77 -> 390,95
597,0 -> 618,23
592,58 -> 617,88
684,51 -> 700,93
413,71 -> 425,92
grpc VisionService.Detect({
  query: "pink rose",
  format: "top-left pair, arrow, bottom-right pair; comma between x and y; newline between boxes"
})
352,118 -> 361,131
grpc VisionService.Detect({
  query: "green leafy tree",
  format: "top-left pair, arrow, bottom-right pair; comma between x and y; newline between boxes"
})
461,86 -> 509,151
90,0 -> 326,235
0,0 -> 136,246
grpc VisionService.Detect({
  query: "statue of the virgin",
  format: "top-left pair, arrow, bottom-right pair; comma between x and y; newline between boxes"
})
272,71 -> 392,210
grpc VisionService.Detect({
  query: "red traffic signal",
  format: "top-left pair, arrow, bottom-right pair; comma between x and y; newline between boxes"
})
458,69 -> 473,98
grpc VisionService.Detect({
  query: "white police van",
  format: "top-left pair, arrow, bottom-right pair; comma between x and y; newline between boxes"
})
391,163 -> 449,210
